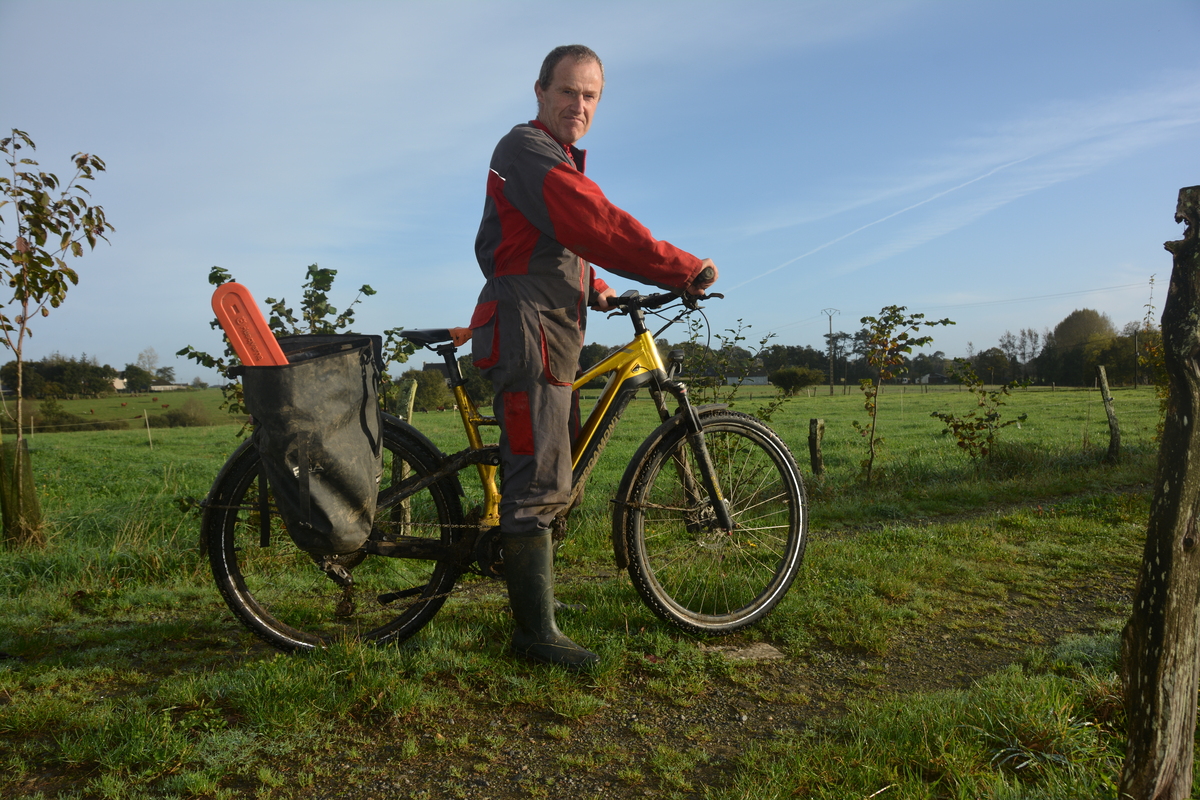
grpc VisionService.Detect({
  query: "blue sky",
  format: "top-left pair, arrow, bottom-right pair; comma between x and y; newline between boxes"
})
2,0 -> 1197,382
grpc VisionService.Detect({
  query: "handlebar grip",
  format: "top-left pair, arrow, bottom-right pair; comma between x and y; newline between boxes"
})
692,266 -> 715,287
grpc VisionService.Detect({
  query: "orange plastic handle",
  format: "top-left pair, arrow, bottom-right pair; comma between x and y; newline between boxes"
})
211,282 -> 289,366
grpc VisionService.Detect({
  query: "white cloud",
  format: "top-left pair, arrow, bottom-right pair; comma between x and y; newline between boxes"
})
732,72 -> 1200,287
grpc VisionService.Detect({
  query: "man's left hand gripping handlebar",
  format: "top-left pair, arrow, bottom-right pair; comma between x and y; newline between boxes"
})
688,260 -> 718,295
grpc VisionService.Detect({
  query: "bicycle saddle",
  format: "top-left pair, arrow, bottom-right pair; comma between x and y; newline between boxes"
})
400,329 -> 453,345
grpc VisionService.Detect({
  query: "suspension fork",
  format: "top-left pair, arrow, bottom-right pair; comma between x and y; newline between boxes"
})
655,376 -> 736,533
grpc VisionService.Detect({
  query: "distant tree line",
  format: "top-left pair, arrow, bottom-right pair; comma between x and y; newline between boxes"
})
1,347 -> 191,399
564,306 -> 1157,392
1,353 -> 117,398
7,309 -> 1144,405
958,309 -> 1155,387
1023,309 -> 1152,387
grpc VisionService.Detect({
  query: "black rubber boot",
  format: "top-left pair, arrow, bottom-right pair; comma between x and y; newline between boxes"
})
503,531 -> 599,670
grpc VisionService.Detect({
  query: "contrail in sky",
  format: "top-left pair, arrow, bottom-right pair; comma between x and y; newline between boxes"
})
729,155 -> 1034,291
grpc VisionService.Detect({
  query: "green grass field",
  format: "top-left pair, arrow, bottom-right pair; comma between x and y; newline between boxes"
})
19,388 -> 241,433
0,384 -> 1170,798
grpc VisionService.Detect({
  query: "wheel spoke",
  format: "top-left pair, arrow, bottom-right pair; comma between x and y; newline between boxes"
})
623,411 -> 806,633
205,422 -> 464,652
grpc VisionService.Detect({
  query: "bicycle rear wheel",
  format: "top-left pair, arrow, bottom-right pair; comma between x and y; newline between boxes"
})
203,417 -> 465,652
617,409 -> 806,634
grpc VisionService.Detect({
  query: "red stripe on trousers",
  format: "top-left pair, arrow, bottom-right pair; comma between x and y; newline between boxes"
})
503,391 -> 534,455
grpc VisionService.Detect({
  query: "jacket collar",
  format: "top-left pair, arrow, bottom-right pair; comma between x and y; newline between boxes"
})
530,119 -> 586,173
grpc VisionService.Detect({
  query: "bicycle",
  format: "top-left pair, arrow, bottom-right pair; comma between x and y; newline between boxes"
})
201,286 -> 808,653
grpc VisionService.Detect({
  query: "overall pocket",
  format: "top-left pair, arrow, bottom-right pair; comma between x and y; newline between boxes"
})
538,306 -> 582,387
469,300 -> 500,370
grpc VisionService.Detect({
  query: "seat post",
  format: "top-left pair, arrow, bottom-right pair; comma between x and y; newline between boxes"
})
435,343 -> 465,387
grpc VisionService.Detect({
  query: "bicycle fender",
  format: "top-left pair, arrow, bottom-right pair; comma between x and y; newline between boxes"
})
609,404 -> 728,570
200,438 -> 258,555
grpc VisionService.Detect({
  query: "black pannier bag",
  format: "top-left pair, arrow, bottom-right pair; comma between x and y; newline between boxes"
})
238,334 -> 384,556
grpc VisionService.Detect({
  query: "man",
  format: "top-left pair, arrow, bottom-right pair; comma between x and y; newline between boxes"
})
470,44 -> 717,669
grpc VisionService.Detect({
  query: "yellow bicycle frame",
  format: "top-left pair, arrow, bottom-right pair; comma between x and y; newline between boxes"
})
570,329 -> 666,469
450,327 -> 667,530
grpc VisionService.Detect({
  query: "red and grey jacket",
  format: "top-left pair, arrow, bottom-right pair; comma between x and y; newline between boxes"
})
470,120 -> 703,389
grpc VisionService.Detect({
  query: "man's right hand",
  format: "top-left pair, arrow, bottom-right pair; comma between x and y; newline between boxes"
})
592,285 -> 618,311
687,260 -> 718,295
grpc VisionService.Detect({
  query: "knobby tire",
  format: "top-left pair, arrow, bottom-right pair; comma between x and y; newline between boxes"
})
203,417 -> 465,652
618,409 -> 807,634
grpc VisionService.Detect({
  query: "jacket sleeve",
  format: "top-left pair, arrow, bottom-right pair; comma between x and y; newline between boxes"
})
589,267 -> 610,299
540,163 -> 704,292
495,133 -> 703,292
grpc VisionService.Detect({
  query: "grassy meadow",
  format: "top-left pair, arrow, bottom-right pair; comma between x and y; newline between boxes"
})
0,383 -> 1177,798
22,388 -> 237,430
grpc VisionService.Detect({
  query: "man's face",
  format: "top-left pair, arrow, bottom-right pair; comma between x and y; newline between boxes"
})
534,57 -> 603,145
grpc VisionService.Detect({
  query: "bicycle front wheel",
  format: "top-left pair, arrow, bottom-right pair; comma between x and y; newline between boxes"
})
618,409 -> 806,635
203,418 -> 465,652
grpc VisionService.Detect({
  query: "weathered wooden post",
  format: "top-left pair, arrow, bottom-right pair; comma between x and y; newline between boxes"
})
808,418 -> 825,478
402,379 -> 417,421
1097,365 -> 1121,464
1120,186 -> 1200,798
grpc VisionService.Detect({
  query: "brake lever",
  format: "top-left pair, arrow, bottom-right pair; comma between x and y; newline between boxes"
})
681,290 -> 724,310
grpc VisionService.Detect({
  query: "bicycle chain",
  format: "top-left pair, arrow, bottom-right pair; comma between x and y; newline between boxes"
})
206,500 -> 607,613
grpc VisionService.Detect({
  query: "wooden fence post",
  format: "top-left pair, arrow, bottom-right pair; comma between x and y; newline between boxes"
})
1120,185 -> 1200,798
808,418 -> 825,479
402,379 -> 417,420
1097,365 -> 1121,464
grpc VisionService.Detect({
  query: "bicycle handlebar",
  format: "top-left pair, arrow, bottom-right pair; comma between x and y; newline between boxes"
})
692,265 -> 716,289
609,285 -> 724,314
410,281 -> 722,351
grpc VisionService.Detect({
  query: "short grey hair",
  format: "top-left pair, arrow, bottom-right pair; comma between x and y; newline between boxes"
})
537,45 -> 604,92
